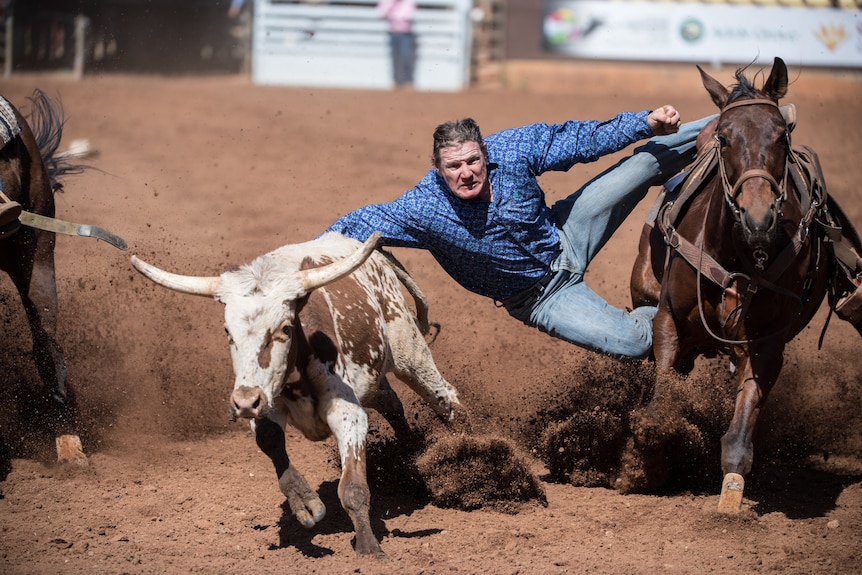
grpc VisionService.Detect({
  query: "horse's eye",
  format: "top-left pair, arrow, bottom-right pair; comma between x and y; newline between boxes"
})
715,134 -> 729,147
281,324 -> 292,337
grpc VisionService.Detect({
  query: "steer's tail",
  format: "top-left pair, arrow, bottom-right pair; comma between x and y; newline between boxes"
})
378,248 -> 440,343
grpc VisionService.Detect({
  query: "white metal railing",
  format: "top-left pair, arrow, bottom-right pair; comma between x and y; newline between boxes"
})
252,0 -> 473,90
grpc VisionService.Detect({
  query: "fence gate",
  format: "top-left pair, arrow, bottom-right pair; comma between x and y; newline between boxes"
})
252,0 -> 473,91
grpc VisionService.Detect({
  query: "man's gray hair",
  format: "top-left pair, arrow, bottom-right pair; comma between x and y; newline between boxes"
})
432,118 -> 485,167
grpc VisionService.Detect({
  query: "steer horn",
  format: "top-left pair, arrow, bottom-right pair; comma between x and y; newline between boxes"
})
130,255 -> 221,296
129,232 -> 381,297
298,232 -> 381,292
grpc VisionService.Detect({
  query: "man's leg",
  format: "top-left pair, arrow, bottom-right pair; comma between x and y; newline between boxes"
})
552,115 -> 714,275
518,271 -> 656,359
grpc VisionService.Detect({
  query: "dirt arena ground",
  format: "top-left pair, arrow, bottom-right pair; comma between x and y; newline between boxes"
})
1,60 -> 861,574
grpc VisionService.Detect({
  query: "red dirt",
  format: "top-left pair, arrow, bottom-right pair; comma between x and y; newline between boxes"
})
1,61 -> 861,574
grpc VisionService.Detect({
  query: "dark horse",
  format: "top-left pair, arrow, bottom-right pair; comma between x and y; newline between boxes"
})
627,57 -> 862,511
0,90 -> 87,465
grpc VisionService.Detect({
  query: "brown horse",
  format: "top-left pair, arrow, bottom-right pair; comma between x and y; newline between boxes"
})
0,90 -> 87,466
627,57 -> 862,511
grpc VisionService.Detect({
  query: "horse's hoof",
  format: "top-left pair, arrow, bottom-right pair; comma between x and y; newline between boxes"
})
717,472 -> 745,512
56,434 -> 88,466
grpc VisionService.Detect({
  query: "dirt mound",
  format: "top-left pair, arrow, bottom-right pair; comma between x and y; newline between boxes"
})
416,433 -> 547,513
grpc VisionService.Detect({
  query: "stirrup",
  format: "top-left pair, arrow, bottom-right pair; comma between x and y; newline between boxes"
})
0,199 -> 22,238
836,280 -> 862,324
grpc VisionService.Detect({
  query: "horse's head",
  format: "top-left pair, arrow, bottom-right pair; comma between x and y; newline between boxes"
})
698,57 -> 794,262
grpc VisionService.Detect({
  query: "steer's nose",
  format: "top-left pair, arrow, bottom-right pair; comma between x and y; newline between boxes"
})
230,386 -> 267,419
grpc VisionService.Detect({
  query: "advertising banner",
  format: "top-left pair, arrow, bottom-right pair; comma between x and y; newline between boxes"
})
543,1 -> 862,68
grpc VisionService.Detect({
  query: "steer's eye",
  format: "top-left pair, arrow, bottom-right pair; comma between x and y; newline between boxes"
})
224,326 -> 234,344
281,324 -> 292,337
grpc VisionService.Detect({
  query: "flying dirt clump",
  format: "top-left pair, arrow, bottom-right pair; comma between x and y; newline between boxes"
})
416,433 -> 547,513
531,355 -> 737,493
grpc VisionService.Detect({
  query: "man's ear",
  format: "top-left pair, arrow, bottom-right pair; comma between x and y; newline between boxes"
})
431,156 -> 442,178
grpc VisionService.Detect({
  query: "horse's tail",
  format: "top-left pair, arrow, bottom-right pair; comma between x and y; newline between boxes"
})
25,89 -> 87,192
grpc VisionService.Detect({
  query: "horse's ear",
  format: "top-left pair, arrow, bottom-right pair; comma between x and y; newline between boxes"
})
697,64 -> 729,110
763,57 -> 788,101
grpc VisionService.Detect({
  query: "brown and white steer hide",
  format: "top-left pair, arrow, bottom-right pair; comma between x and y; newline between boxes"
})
130,232 -> 465,558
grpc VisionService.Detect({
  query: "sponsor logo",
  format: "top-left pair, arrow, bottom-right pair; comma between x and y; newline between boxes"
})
543,7 -> 601,45
814,23 -> 847,51
680,18 -> 704,43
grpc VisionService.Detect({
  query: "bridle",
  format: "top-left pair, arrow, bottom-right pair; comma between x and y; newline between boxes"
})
657,98 -> 825,346
715,98 -> 789,270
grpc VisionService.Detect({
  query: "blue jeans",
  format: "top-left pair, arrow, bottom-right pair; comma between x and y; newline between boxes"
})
388,32 -> 416,87
505,115 -> 714,359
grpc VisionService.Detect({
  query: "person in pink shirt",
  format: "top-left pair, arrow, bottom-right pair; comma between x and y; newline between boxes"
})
377,0 -> 417,89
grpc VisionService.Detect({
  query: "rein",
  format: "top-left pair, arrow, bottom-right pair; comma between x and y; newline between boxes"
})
656,99 -> 825,346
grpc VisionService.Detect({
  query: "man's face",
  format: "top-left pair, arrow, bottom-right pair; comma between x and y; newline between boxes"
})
435,141 -> 491,202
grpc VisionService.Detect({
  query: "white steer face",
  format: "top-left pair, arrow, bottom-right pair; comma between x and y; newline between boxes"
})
220,284 -> 301,420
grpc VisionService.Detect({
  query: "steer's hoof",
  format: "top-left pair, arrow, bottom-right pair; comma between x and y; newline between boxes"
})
446,402 -> 473,435
717,472 -> 745,512
355,534 -> 388,560
56,434 -> 88,466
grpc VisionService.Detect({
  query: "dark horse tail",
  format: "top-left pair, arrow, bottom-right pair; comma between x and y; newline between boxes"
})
25,89 -> 88,191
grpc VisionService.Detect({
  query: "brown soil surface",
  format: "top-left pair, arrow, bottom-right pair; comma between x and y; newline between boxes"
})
1,60 -> 861,574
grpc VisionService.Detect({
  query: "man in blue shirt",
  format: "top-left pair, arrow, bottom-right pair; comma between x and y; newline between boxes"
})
326,105 -> 708,359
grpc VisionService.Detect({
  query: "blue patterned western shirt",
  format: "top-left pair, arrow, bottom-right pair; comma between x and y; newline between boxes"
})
325,111 -> 653,301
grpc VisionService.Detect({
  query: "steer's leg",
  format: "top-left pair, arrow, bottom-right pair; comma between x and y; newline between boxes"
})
370,376 -> 415,442
323,395 -> 386,558
254,416 -> 326,528
389,326 -> 471,433
339,443 -> 384,558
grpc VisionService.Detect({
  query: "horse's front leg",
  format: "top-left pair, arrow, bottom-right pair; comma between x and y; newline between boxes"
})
254,416 -> 327,528
717,345 -> 782,512
618,307 -> 683,492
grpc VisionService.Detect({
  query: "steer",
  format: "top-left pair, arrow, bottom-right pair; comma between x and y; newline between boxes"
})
130,232 -> 465,558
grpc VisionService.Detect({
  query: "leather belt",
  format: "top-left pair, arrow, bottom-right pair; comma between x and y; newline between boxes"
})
499,267 -> 557,308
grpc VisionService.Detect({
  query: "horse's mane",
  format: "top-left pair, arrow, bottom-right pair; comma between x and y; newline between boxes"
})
726,64 -> 780,104
726,66 -> 760,105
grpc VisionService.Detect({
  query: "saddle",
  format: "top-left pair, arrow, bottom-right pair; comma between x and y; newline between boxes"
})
0,95 -> 22,146
648,142 -> 862,325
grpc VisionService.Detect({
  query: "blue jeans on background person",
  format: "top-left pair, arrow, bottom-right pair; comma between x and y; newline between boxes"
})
505,115 -> 715,359
388,31 -> 415,87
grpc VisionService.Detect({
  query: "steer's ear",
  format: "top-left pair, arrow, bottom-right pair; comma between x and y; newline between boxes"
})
293,293 -> 311,314
299,255 -> 317,271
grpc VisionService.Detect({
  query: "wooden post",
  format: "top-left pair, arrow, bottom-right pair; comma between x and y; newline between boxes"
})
2,13 -> 12,77
73,15 -> 88,80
